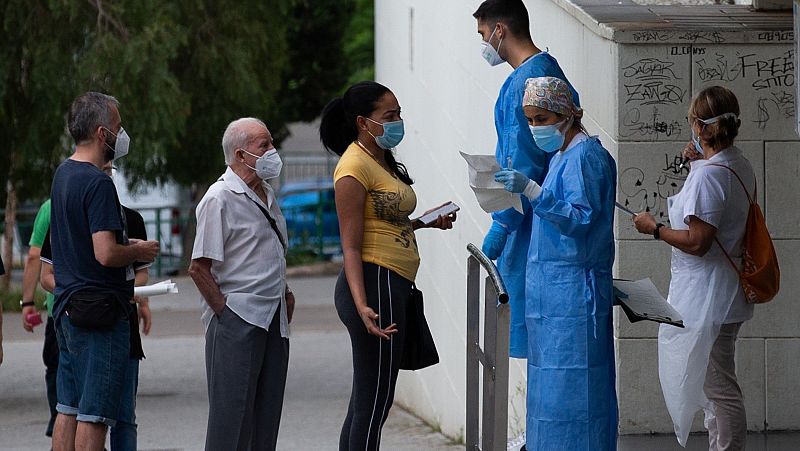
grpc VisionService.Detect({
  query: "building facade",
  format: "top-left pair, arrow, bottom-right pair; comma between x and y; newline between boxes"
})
375,0 -> 798,438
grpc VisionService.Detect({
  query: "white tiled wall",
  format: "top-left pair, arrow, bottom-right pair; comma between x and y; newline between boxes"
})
375,0 -> 798,439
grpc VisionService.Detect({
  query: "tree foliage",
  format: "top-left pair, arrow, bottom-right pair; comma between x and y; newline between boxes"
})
342,0 -> 375,88
0,0 -> 371,200
281,0 -> 354,122
0,0 -> 374,284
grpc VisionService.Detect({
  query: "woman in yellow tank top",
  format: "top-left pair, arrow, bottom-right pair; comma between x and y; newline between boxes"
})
320,81 -> 457,450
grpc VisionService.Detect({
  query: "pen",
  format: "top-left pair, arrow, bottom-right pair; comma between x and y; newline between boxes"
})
614,201 -> 637,216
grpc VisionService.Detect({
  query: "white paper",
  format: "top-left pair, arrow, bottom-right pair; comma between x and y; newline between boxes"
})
134,279 -> 179,297
460,151 -> 523,214
613,278 -> 683,325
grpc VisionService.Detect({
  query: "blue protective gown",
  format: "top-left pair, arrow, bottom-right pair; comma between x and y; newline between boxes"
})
492,52 -> 580,358
525,135 -> 618,450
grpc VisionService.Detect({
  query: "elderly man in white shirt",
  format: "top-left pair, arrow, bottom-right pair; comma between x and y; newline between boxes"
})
189,117 -> 294,451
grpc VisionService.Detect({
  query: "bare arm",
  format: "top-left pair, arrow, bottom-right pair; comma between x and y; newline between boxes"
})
22,246 -> 42,302
21,246 -> 42,331
40,262 -> 55,294
634,213 -> 717,257
335,176 -> 396,339
188,257 -> 226,315
92,232 -> 159,267
134,267 -> 149,287
134,267 -> 152,335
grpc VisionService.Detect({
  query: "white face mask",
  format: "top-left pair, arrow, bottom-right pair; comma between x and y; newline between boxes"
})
480,27 -> 505,66
103,127 -> 130,161
241,147 -> 283,180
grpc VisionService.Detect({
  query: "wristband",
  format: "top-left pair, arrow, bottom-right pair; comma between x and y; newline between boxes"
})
20,300 -> 35,308
653,223 -> 665,240
522,180 -> 543,201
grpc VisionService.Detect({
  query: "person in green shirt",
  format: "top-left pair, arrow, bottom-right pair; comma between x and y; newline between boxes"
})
23,199 -> 55,319
20,198 -> 59,438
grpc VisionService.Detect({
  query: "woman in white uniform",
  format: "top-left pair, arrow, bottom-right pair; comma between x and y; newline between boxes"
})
631,86 -> 754,451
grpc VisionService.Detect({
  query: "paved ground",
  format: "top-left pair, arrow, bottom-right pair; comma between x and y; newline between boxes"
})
0,275 -> 462,451
2,274 -> 798,450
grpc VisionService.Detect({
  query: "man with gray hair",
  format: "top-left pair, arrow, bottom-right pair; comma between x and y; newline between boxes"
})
189,117 -> 294,450
50,91 -> 159,451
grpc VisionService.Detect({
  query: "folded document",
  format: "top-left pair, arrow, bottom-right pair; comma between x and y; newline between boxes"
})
460,151 -> 523,214
134,279 -> 179,297
613,278 -> 684,328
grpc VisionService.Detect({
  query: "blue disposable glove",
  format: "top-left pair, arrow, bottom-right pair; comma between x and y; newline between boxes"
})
495,169 -> 542,200
495,169 -> 531,193
481,222 -> 508,260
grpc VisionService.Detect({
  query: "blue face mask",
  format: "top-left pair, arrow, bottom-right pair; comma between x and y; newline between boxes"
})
691,128 -> 704,156
529,117 -> 570,153
366,117 -> 405,149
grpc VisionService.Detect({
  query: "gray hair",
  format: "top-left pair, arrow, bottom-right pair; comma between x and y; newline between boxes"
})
68,92 -> 119,145
221,117 -> 267,165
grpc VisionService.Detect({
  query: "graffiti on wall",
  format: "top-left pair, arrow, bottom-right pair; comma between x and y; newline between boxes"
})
693,47 -> 795,134
618,151 -> 688,225
619,44 -> 796,141
620,51 -> 690,141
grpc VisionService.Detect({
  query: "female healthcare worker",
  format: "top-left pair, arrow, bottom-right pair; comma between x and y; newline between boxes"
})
495,76 -> 618,450
632,86 -> 754,450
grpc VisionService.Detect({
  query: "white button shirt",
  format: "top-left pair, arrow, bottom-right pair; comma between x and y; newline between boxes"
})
192,167 -> 289,337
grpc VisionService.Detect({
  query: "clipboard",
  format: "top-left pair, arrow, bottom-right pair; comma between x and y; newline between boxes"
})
613,278 -> 684,328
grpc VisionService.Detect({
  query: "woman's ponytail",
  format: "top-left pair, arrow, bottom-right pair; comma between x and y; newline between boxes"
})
319,97 -> 355,156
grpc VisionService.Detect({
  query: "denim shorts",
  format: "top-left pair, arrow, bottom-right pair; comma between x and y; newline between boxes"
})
55,313 -> 130,427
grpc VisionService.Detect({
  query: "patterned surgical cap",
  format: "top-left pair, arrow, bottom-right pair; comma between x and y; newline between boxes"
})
523,76 -> 575,116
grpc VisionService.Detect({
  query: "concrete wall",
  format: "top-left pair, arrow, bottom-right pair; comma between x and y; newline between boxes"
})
375,0 -> 799,438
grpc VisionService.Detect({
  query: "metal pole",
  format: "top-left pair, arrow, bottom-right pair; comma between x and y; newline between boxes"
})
493,287 -> 510,449
482,278 -> 498,450
465,243 -> 510,451
466,255 -> 481,450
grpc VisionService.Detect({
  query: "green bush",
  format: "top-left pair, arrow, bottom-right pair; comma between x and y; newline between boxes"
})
0,287 -> 46,313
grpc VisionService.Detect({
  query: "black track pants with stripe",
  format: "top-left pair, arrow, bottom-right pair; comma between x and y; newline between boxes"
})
335,262 -> 412,451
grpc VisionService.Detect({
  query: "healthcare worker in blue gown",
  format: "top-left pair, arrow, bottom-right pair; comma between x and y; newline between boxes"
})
474,0 -> 580,358
496,76 -> 618,450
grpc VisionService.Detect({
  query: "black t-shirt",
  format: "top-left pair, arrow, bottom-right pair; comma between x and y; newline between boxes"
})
50,160 -> 133,318
42,206 -> 150,272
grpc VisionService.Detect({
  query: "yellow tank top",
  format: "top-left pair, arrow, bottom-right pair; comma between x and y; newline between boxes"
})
333,142 -> 420,282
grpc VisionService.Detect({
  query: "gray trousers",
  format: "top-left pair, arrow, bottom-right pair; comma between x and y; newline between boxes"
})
205,306 -> 289,451
705,322 -> 746,451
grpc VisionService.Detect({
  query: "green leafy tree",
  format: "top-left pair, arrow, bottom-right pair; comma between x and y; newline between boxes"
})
0,1 -> 86,288
342,0 -> 375,88
0,0 -> 369,286
281,0 -> 354,122
164,0 -> 291,189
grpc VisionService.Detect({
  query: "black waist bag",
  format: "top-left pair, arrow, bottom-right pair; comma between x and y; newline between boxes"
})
67,289 -> 125,330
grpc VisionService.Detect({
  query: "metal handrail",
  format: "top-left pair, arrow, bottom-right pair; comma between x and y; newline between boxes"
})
466,243 -> 511,451
466,243 -> 509,304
